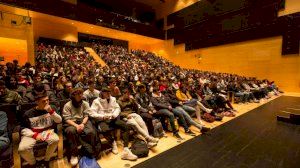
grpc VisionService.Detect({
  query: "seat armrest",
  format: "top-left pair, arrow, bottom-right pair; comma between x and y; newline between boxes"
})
57,123 -> 63,159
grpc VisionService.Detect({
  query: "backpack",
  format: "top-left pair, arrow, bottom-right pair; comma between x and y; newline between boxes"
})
79,156 -> 101,168
201,113 -> 215,123
222,111 -> 236,117
152,119 -> 164,138
167,118 -> 179,132
130,139 -> 149,158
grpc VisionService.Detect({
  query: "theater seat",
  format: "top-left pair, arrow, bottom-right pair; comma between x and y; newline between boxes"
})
0,111 -> 13,168
0,144 -> 13,168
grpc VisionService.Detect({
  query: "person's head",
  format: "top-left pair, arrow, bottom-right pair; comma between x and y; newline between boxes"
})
13,59 -> 18,65
16,70 -> 22,79
122,88 -> 131,100
35,91 -> 49,110
64,82 -> 73,93
138,84 -> 146,93
33,74 -> 42,83
9,76 -> 17,87
0,80 -> 7,96
70,88 -> 84,103
88,80 -> 95,91
60,76 -> 67,83
24,62 -> 31,69
153,87 -> 160,95
109,79 -> 116,87
101,87 -> 111,99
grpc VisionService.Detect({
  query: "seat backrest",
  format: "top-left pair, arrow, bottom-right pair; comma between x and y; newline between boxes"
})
59,99 -> 70,113
88,97 -> 98,106
0,104 -> 18,138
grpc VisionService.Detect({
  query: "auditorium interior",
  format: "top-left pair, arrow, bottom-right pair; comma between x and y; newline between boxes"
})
0,0 -> 299,168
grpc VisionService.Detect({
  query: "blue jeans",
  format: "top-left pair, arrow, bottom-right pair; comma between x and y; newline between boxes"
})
235,92 -> 248,103
154,109 -> 177,133
174,107 -> 203,131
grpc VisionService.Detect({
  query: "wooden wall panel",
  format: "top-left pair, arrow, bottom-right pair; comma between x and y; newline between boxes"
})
155,37 -> 300,93
32,18 -> 78,42
0,8 -> 34,65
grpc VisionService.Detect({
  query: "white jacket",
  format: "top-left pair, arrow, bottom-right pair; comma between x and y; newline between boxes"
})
90,96 -> 121,121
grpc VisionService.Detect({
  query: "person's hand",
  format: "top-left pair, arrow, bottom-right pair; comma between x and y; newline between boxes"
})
76,124 -> 84,133
104,115 -> 112,120
179,101 -> 183,105
168,106 -> 173,111
36,134 -> 44,141
79,123 -> 85,130
149,111 -> 153,115
44,104 -> 52,113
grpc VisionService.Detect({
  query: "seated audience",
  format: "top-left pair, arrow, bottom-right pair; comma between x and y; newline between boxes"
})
83,80 -> 100,103
0,80 -> 22,104
57,82 -> 73,100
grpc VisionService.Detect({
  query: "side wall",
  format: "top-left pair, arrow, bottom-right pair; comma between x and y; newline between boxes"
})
147,0 -> 300,93
0,9 -> 34,65
32,18 -> 78,42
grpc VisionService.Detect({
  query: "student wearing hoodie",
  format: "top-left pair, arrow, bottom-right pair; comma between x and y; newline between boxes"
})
90,87 -> 137,161
151,88 -> 183,140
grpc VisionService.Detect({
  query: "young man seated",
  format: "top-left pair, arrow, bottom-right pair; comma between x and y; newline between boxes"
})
18,90 -> 62,168
118,88 -> 159,148
176,85 -> 213,123
0,80 -> 22,104
164,87 -> 210,134
135,84 -> 156,136
62,88 -> 101,167
90,87 -> 137,161
83,80 -> 100,103
56,82 -> 73,100
150,88 -> 184,140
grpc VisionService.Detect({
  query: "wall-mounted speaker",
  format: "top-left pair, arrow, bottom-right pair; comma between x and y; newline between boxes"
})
24,16 -> 31,24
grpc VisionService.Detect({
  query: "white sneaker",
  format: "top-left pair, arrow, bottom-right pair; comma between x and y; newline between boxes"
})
121,147 -> 138,161
148,136 -> 159,143
70,156 -> 78,167
147,142 -> 157,148
112,141 -> 118,155
206,108 -> 213,113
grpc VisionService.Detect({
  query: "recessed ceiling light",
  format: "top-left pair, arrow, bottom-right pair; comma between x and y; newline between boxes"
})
91,27 -> 93,28
71,22 -> 74,25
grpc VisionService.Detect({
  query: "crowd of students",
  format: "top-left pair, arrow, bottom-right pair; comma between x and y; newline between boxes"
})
0,42 -> 281,168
